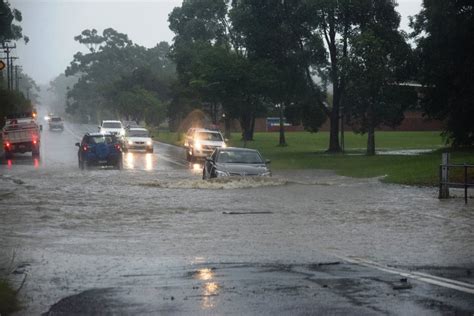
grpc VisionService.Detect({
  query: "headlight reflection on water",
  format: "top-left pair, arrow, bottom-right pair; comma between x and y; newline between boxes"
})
126,152 -> 134,169
145,153 -> 153,171
194,268 -> 220,310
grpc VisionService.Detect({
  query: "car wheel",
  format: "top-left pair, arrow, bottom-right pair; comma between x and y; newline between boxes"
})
147,148 -> 154,154
202,168 -> 207,180
79,159 -> 84,170
4,151 -> 12,160
32,151 -> 40,158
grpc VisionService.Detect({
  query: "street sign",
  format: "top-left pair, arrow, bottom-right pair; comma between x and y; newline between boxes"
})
0,60 -> 5,71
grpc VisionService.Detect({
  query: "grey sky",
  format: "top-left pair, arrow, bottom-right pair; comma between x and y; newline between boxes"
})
9,0 -> 422,85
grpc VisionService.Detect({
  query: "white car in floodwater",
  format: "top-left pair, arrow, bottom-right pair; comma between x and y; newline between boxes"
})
123,127 -> 154,153
184,128 -> 226,161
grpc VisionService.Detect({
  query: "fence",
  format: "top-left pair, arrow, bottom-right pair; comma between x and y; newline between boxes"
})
439,153 -> 474,204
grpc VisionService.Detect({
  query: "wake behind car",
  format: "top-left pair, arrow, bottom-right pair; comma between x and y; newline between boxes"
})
48,116 -> 64,131
123,127 -> 154,153
203,147 -> 271,179
76,133 -> 123,169
184,128 -> 226,161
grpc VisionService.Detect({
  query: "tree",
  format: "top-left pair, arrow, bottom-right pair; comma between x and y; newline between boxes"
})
345,27 -> 414,155
0,0 -> 28,43
230,0 -> 327,145
411,0 -> 474,146
65,28 -> 174,124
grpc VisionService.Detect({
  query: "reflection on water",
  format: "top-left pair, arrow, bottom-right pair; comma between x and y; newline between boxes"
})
126,152 -> 134,169
145,153 -> 153,171
196,268 -> 213,281
124,152 -> 154,171
194,268 -> 220,310
2,155 -> 41,169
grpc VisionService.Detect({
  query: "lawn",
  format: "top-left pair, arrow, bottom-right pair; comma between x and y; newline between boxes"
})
0,279 -> 20,315
152,130 -> 474,186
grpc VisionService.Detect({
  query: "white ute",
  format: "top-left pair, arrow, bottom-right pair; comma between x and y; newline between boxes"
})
2,115 -> 41,158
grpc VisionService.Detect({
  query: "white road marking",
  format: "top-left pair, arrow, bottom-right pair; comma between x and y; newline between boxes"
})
337,256 -> 474,295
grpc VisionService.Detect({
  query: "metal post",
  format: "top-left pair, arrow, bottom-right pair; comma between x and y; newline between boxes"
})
439,152 -> 450,199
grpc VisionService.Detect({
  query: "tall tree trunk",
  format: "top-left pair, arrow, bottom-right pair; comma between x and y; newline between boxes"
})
323,13 -> 342,153
366,105 -> 376,156
249,114 -> 256,141
240,112 -> 252,142
224,117 -> 231,139
278,104 -> 287,146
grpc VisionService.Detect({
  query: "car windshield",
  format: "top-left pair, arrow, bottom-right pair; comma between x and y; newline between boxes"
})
217,150 -> 263,164
89,135 -> 114,144
197,132 -> 223,142
102,122 -> 121,128
128,130 -> 149,137
51,117 -> 61,122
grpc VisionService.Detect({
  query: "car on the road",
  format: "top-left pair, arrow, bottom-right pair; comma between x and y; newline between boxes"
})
48,116 -> 64,131
184,128 -> 226,161
76,132 -> 123,169
123,127 -> 154,153
98,120 -> 125,137
202,147 -> 271,179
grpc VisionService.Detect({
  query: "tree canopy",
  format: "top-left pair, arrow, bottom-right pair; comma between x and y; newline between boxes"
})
411,0 -> 474,146
64,28 -> 174,125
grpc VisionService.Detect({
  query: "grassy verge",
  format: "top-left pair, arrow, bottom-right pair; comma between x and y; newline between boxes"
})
0,279 -> 20,315
151,130 -> 184,147
152,130 -> 474,186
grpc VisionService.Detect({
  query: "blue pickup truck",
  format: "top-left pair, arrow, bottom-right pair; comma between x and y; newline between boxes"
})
76,133 -> 123,169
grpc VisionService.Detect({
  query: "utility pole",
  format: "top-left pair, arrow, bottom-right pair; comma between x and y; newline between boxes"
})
2,42 -> 17,91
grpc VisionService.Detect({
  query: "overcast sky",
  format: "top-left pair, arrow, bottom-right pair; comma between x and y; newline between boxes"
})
9,0 -> 422,85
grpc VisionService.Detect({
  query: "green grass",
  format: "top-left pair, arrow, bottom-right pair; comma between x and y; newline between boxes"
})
151,130 -> 184,147
152,130 -> 474,186
0,279 -> 20,315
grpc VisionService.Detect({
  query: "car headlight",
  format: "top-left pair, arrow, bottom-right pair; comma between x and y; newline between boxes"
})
194,141 -> 202,150
128,140 -> 133,145
221,143 -> 227,148
146,140 -> 152,146
259,171 -> 272,177
120,128 -> 125,136
215,170 -> 229,177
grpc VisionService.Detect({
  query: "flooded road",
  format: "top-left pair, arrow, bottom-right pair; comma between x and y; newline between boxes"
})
0,122 -> 473,315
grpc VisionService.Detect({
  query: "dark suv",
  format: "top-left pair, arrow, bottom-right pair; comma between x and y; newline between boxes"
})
76,133 -> 123,169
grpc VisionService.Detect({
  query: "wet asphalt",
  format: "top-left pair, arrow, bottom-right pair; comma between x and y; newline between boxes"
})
0,120 -> 473,315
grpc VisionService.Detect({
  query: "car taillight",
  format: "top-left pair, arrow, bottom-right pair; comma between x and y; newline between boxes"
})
83,144 -> 88,151
115,144 -> 121,151
5,142 -> 10,147
33,140 -> 37,145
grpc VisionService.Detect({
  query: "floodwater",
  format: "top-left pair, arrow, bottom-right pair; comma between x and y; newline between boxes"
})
0,122 -> 473,315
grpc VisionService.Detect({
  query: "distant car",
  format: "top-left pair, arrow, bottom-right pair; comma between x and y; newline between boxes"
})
203,147 -> 271,179
184,128 -> 226,161
123,127 -> 154,153
76,133 -> 123,169
48,116 -> 64,131
98,120 -> 125,137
